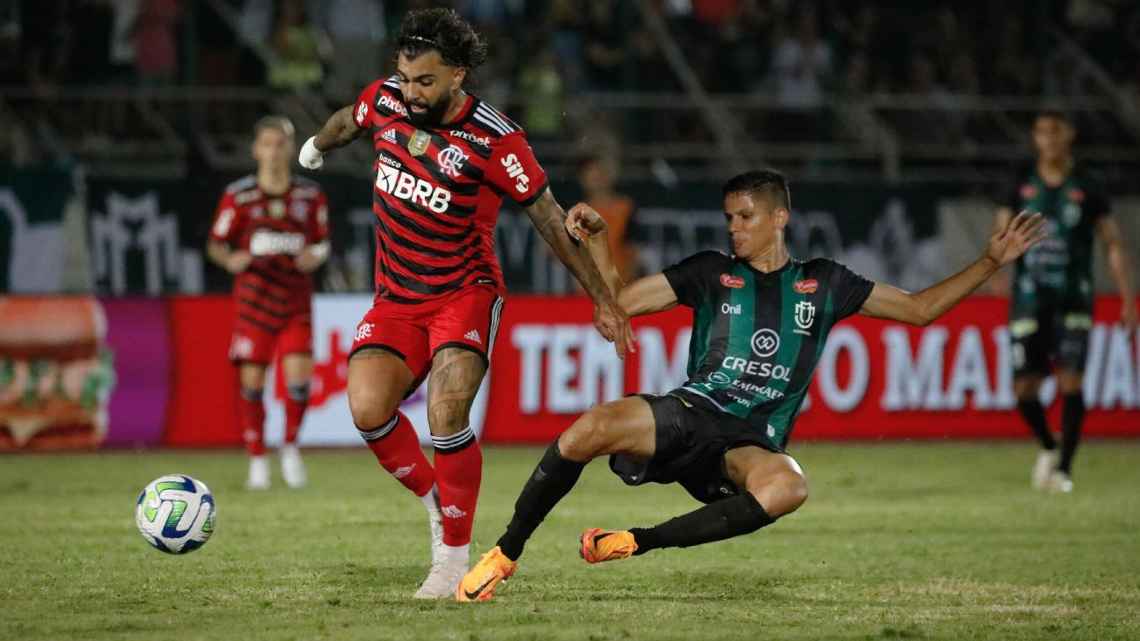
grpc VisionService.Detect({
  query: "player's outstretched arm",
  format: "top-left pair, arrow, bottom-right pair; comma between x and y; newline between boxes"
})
565,202 -> 622,297
527,190 -> 635,356
299,106 -> 365,170
860,211 -> 1046,326
1097,216 -> 1137,331
565,202 -> 677,319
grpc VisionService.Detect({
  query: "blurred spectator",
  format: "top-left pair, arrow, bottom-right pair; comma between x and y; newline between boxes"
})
318,0 -> 386,102
133,0 -> 181,85
577,154 -> 638,284
70,1 -> 114,85
583,0 -> 626,90
771,7 -> 832,108
548,0 -> 586,92
516,45 -> 564,140
109,0 -> 140,82
20,0 -> 71,91
267,0 -> 329,92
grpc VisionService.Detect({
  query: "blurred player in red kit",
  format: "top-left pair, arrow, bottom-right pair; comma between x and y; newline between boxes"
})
208,116 -> 330,491
298,9 -> 632,598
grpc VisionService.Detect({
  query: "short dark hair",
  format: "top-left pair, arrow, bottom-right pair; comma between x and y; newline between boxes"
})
722,169 -> 791,211
396,8 -> 488,69
1035,109 -> 1072,125
253,115 -> 295,139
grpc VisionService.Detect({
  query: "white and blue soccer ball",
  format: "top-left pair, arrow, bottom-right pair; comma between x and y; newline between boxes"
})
135,474 -> 216,554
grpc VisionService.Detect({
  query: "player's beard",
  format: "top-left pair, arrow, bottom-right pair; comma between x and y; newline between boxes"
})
405,96 -> 450,128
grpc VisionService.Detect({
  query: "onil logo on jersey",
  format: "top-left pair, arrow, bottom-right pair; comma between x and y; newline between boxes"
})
375,163 -> 452,213
249,230 -> 306,256
500,153 -> 530,193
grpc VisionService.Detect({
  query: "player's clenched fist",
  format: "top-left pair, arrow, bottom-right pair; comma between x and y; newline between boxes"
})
565,203 -> 607,242
298,136 -> 324,170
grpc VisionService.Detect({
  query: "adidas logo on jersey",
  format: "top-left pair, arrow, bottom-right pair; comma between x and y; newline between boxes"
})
464,329 -> 482,344
441,505 -> 467,519
375,164 -> 452,213
381,128 -> 398,144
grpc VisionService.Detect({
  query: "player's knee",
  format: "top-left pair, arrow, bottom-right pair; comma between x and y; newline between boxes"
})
1057,371 -> 1083,395
1013,377 -> 1041,401
348,387 -> 399,429
558,408 -> 614,462
749,471 -> 808,517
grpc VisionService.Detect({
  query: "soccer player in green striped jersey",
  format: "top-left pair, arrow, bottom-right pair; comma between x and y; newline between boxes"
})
997,111 -> 1136,494
457,170 -> 1045,602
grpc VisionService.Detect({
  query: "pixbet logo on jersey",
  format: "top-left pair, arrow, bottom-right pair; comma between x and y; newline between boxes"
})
375,163 -> 452,213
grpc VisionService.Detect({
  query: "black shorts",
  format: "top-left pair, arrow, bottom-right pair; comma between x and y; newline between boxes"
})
608,393 -> 784,505
1010,305 -> 1091,377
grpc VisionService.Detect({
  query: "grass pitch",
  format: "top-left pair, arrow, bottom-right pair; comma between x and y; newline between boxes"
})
2,442 -> 1139,641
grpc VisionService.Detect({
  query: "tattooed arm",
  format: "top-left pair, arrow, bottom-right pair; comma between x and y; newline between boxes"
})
299,106 -> 365,169
526,189 -> 635,356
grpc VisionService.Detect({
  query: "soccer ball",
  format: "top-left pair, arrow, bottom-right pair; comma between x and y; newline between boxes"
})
135,474 -> 217,554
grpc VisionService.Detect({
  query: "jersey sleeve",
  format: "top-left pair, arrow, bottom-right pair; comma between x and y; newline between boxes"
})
209,190 -> 244,245
829,261 -> 875,320
308,190 -> 330,243
663,251 -> 727,308
352,79 -> 385,130
486,132 -> 549,207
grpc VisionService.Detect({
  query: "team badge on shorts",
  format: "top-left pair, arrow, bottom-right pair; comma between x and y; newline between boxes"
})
408,130 -> 431,156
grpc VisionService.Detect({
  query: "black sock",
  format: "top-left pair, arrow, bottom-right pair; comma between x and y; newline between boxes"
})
629,492 -> 775,555
1058,393 -> 1086,474
496,441 -> 586,561
1016,398 -> 1056,450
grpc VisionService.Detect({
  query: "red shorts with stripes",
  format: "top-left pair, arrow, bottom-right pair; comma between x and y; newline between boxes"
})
350,285 -> 504,388
228,312 -> 312,365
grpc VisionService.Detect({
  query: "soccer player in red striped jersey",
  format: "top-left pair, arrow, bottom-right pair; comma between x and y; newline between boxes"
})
298,9 -> 632,598
207,116 -> 330,491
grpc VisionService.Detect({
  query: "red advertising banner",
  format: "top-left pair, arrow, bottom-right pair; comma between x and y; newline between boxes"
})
482,296 -> 1140,444
163,296 -> 241,447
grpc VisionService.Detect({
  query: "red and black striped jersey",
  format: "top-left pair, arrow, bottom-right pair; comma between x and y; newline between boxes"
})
210,175 -> 329,328
352,76 -> 548,304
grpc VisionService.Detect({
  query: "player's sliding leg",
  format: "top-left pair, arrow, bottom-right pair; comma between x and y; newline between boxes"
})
1052,369 -> 1085,493
347,349 -> 442,568
1014,374 -> 1057,489
457,397 -> 656,602
238,363 -> 270,490
590,447 -> 805,561
280,353 -> 313,489
416,347 -> 487,598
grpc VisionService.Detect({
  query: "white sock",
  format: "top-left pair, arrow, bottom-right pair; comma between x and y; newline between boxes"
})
440,543 -> 469,565
420,484 -> 440,513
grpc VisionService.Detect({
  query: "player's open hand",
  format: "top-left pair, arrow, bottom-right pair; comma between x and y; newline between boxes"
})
594,299 -> 637,359
226,251 -> 253,274
986,211 -> 1046,267
566,203 -> 607,242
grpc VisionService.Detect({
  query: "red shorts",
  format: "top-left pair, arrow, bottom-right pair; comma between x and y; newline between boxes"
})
350,285 -> 505,389
229,313 -> 312,365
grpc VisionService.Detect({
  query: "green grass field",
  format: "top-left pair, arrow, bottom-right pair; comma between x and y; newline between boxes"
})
2,442 -> 1139,641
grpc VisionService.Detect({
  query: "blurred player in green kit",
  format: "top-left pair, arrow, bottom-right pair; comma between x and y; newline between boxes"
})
998,110 -> 1136,493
